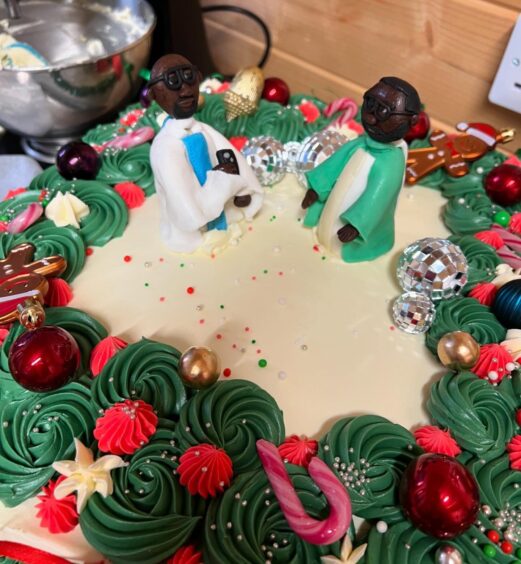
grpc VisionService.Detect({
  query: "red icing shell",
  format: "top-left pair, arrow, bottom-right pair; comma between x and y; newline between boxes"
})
3,188 -> 26,201
507,435 -> 521,470
229,136 -> 249,152
278,435 -> 318,468
414,425 -> 461,457
468,282 -> 497,306
114,182 -> 146,210
297,101 -> 321,124
44,278 -> 73,307
166,545 -> 203,564
0,222 -> 8,233
94,399 -> 158,455
119,108 -> 145,127
90,336 -> 128,377
178,444 -> 233,498
471,343 -> 515,383
0,326 -> 10,346
35,476 -> 78,534
511,212 -> 521,236
474,230 -> 504,250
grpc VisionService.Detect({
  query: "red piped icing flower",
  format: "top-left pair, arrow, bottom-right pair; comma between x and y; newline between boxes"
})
114,182 -> 145,210
414,425 -> 461,457
471,343 -> 515,383
178,444 -> 233,498
474,230 -> 504,250
94,399 -> 158,455
0,326 -> 10,346
3,187 -> 26,201
90,336 -> 128,377
229,136 -> 249,152
35,476 -> 78,534
468,282 -> 497,306
44,278 -> 73,307
297,100 -> 321,124
0,222 -> 8,233
507,435 -> 521,470
510,212 -> 521,236
278,435 -> 318,468
119,108 -> 145,127
166,545 -> 203,564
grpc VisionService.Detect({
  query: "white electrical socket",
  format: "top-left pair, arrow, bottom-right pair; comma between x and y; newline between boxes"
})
489,14 -> 521,114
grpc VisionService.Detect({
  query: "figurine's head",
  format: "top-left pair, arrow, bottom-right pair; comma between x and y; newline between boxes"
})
361,77 -> 420,143
148,54 -> 201,119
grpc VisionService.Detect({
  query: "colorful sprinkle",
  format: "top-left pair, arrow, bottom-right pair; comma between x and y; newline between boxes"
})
493,210 -> 511,227
159,297 -> 165,302
216,334 -> 223,340
144,283 -> 149,287
251,276 -> 257,281
245,327 -> 250,332
219,304 -> 224,309
199,319 -> 205,325
501,541 -> 513,554
483,544 -> 497,558
123,255 -> 132,263
256,349 -> 262,354
159,257 -> 164,262
258,359 -> 268,368
487,530 -> 500,543
263,269 -> 268,274
86,247 -> 94,256
223,368 -> 232,377
187,286 -> 195,295
313,244 -> 320,252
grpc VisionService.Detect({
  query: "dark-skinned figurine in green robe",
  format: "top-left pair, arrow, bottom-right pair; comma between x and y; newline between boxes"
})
301,77 -> 421,263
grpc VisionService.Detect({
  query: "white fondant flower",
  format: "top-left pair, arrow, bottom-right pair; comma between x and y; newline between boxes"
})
492,264 -> 521,288
52,438 -> 127,512
501,329 -> 521,361
321,535 -> 367,564
45,192 -> 90,229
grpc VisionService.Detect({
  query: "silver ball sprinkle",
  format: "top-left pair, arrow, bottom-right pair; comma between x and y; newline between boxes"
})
392,291 -> 436,334
435,545 -> 463,564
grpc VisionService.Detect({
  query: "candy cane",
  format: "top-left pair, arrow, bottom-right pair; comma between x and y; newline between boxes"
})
7,203 -> 43,234
0,541 -> 72,564
256,439 -> 351,545
492,225 -> 521,253
496,245 -> 521,270
103,126 -> 155,151
324,97 -> 358,128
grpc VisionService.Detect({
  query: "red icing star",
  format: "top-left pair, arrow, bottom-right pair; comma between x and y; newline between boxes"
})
166,545 -> 203,564
510,212 -> 521,236
471,344 -> 515,383
414,425 -> 461,457
114,182 -> 145,210
507,435 -> 521,470
474,230 -> 504,250
468,282 -> 497,307
90,336 -> 128,377
278,435 -> 318,468
297,100 -> 321,124
44,278 -> 73,307
119,108 -> 145,128
177,444 -> 233,498
94,399 -> 158,455
35,476 -> 78,534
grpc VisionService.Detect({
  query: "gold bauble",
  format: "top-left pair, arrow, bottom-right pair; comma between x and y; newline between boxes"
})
223,66 -> 264,121
179,346 -> 221,389
437,331 -> 480,370
17,298 -> 45,331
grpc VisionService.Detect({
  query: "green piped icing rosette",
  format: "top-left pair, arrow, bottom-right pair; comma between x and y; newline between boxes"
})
450,234 -> 500,290
80,423 -> 206,564
91,338 -> 189,420
204,466 -> 341,563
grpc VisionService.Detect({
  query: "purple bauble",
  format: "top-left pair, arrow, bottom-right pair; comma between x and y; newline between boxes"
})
139,86 -> 151,109
56,141 -> 101,180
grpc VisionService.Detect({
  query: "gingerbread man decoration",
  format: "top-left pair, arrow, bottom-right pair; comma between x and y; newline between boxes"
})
406,122 -> 515,185
0,243 -> 67,324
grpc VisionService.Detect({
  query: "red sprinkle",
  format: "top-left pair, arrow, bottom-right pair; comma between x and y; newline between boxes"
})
123,255 -> 132,263
216,334 -> 223,340
248,226 -> 253,232
186,287 -> 195,295
487,530 -> 500,543
199,319 -> 205,324
245,327 -> 250,332
389,326 -> 395,331
159,257 -> 164,263
232,344 -> 237,349
223,368 -> 232,377
251,276 -> 257,281
86,247 -> 94,256
256,349 -> 261,354
159,297 -> 165,302
313,244 -> 320,252
500,540 -> 513,554
278,271 -> 284,276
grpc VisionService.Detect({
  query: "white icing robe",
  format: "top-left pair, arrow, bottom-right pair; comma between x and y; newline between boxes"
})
150,117 -> 263,253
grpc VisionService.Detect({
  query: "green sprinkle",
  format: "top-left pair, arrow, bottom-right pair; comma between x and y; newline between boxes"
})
321,256 -> 326,261
493,210 -> 511,227
180,263 -> 185,268
263,269 -> 268,274
483,544 -> 496,558
220,304 -> 224,309
251,339 -> 256,344
258,359 -> 268,368
144,283 -> 149,287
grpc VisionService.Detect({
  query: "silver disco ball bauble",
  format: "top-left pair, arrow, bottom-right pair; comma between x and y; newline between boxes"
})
241,136 -> 286,186
392,292 -> 436,334
295,130 -> 349,188
435,545 -> 463,564
396,238 -> 468,301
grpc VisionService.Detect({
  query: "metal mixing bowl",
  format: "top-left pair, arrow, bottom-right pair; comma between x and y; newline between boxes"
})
0,0 -> 155,161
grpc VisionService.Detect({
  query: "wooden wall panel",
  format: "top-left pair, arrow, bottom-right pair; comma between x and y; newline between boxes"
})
201,0 -> 521,152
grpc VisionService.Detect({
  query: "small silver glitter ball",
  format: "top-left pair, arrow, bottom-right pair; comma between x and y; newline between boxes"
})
396,237 -> 468,300
392,292 -> 436,334
241,136 -> 286,186
295,129 -> 349,187
435,545 -> 463,564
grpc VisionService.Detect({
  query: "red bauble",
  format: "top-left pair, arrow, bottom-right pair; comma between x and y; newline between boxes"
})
9,326 -> 81,392
262,77 -> 290,106
399,453 -> 479,539
404,110 -> 430,143
485,164 -> 521,206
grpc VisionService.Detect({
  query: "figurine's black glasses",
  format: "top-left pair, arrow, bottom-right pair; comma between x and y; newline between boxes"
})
363,95 -> 416,122
148,64 -> 199,91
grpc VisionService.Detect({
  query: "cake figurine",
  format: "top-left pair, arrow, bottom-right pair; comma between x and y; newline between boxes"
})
149,54 -> 263,253
301,77 -> 420,263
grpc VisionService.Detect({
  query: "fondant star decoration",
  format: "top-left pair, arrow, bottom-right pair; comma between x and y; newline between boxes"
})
52,438 -> 127,512
320,535 -> 367,564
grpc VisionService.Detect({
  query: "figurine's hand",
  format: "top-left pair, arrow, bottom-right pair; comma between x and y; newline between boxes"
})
302,189 -> 319,209
234,194 -> 252,208
337,224 -> 359,243
213,162 -> 239,175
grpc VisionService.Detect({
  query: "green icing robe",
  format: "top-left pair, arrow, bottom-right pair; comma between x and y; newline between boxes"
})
304,135 -> 406,263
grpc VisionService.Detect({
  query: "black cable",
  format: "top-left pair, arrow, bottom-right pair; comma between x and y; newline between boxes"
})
201,5 -> 271,71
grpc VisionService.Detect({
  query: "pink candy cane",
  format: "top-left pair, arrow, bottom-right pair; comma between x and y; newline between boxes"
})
324,97 -> 358,128
496,245 -> 521,270
7,203 -> 43,234
492,225 -> 521,253
103,126 -> 155,151
256,439 -> 351,545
